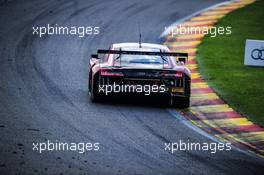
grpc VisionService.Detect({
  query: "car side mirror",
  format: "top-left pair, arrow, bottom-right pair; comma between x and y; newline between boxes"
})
90,54 -> 99,66
91,54 -> 98,59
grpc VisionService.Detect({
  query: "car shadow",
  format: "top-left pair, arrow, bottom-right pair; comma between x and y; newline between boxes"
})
94,95 -> 173,109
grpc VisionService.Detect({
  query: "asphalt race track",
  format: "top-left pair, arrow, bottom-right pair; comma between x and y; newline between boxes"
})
0,0 -> 264,174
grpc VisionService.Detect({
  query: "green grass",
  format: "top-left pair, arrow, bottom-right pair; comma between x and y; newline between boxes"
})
196,0 -> 264,126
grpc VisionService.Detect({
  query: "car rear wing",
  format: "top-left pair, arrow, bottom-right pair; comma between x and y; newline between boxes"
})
91,49 -> 188,64
97,49 -> 188,57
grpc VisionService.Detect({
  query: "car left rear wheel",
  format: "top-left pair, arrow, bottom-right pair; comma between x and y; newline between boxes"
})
89,78 -> 102,103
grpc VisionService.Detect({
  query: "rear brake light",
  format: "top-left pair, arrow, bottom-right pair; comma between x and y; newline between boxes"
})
100,69 -> 124,77
162,71 -> 183,77
175,72 -> 183,77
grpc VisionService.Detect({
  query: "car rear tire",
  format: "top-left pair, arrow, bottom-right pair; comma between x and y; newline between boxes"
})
171,97 -> 190,108
89,77 -> 103,103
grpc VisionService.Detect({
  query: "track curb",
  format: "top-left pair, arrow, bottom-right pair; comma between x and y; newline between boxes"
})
163,0 -> 264,158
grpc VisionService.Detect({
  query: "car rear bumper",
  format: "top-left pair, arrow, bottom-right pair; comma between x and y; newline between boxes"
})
96,75 -> 190,98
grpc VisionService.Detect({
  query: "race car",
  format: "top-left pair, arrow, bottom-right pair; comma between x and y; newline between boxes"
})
88,43 -> 191,108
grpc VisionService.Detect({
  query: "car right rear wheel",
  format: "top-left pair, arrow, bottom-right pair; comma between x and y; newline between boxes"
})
171,97 -> 190,109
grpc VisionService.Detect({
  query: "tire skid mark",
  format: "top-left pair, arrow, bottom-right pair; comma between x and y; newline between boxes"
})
12,2 -> 98,143
163,0 -> 264,158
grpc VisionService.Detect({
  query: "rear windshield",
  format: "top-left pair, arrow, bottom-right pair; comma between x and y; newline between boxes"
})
113,47 -> 170,67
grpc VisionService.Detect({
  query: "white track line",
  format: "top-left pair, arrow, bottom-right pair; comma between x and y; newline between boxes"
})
167,108 -> 259,158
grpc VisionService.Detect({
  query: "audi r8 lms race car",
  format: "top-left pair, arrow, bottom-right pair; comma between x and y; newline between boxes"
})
88,43 -> 191,108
